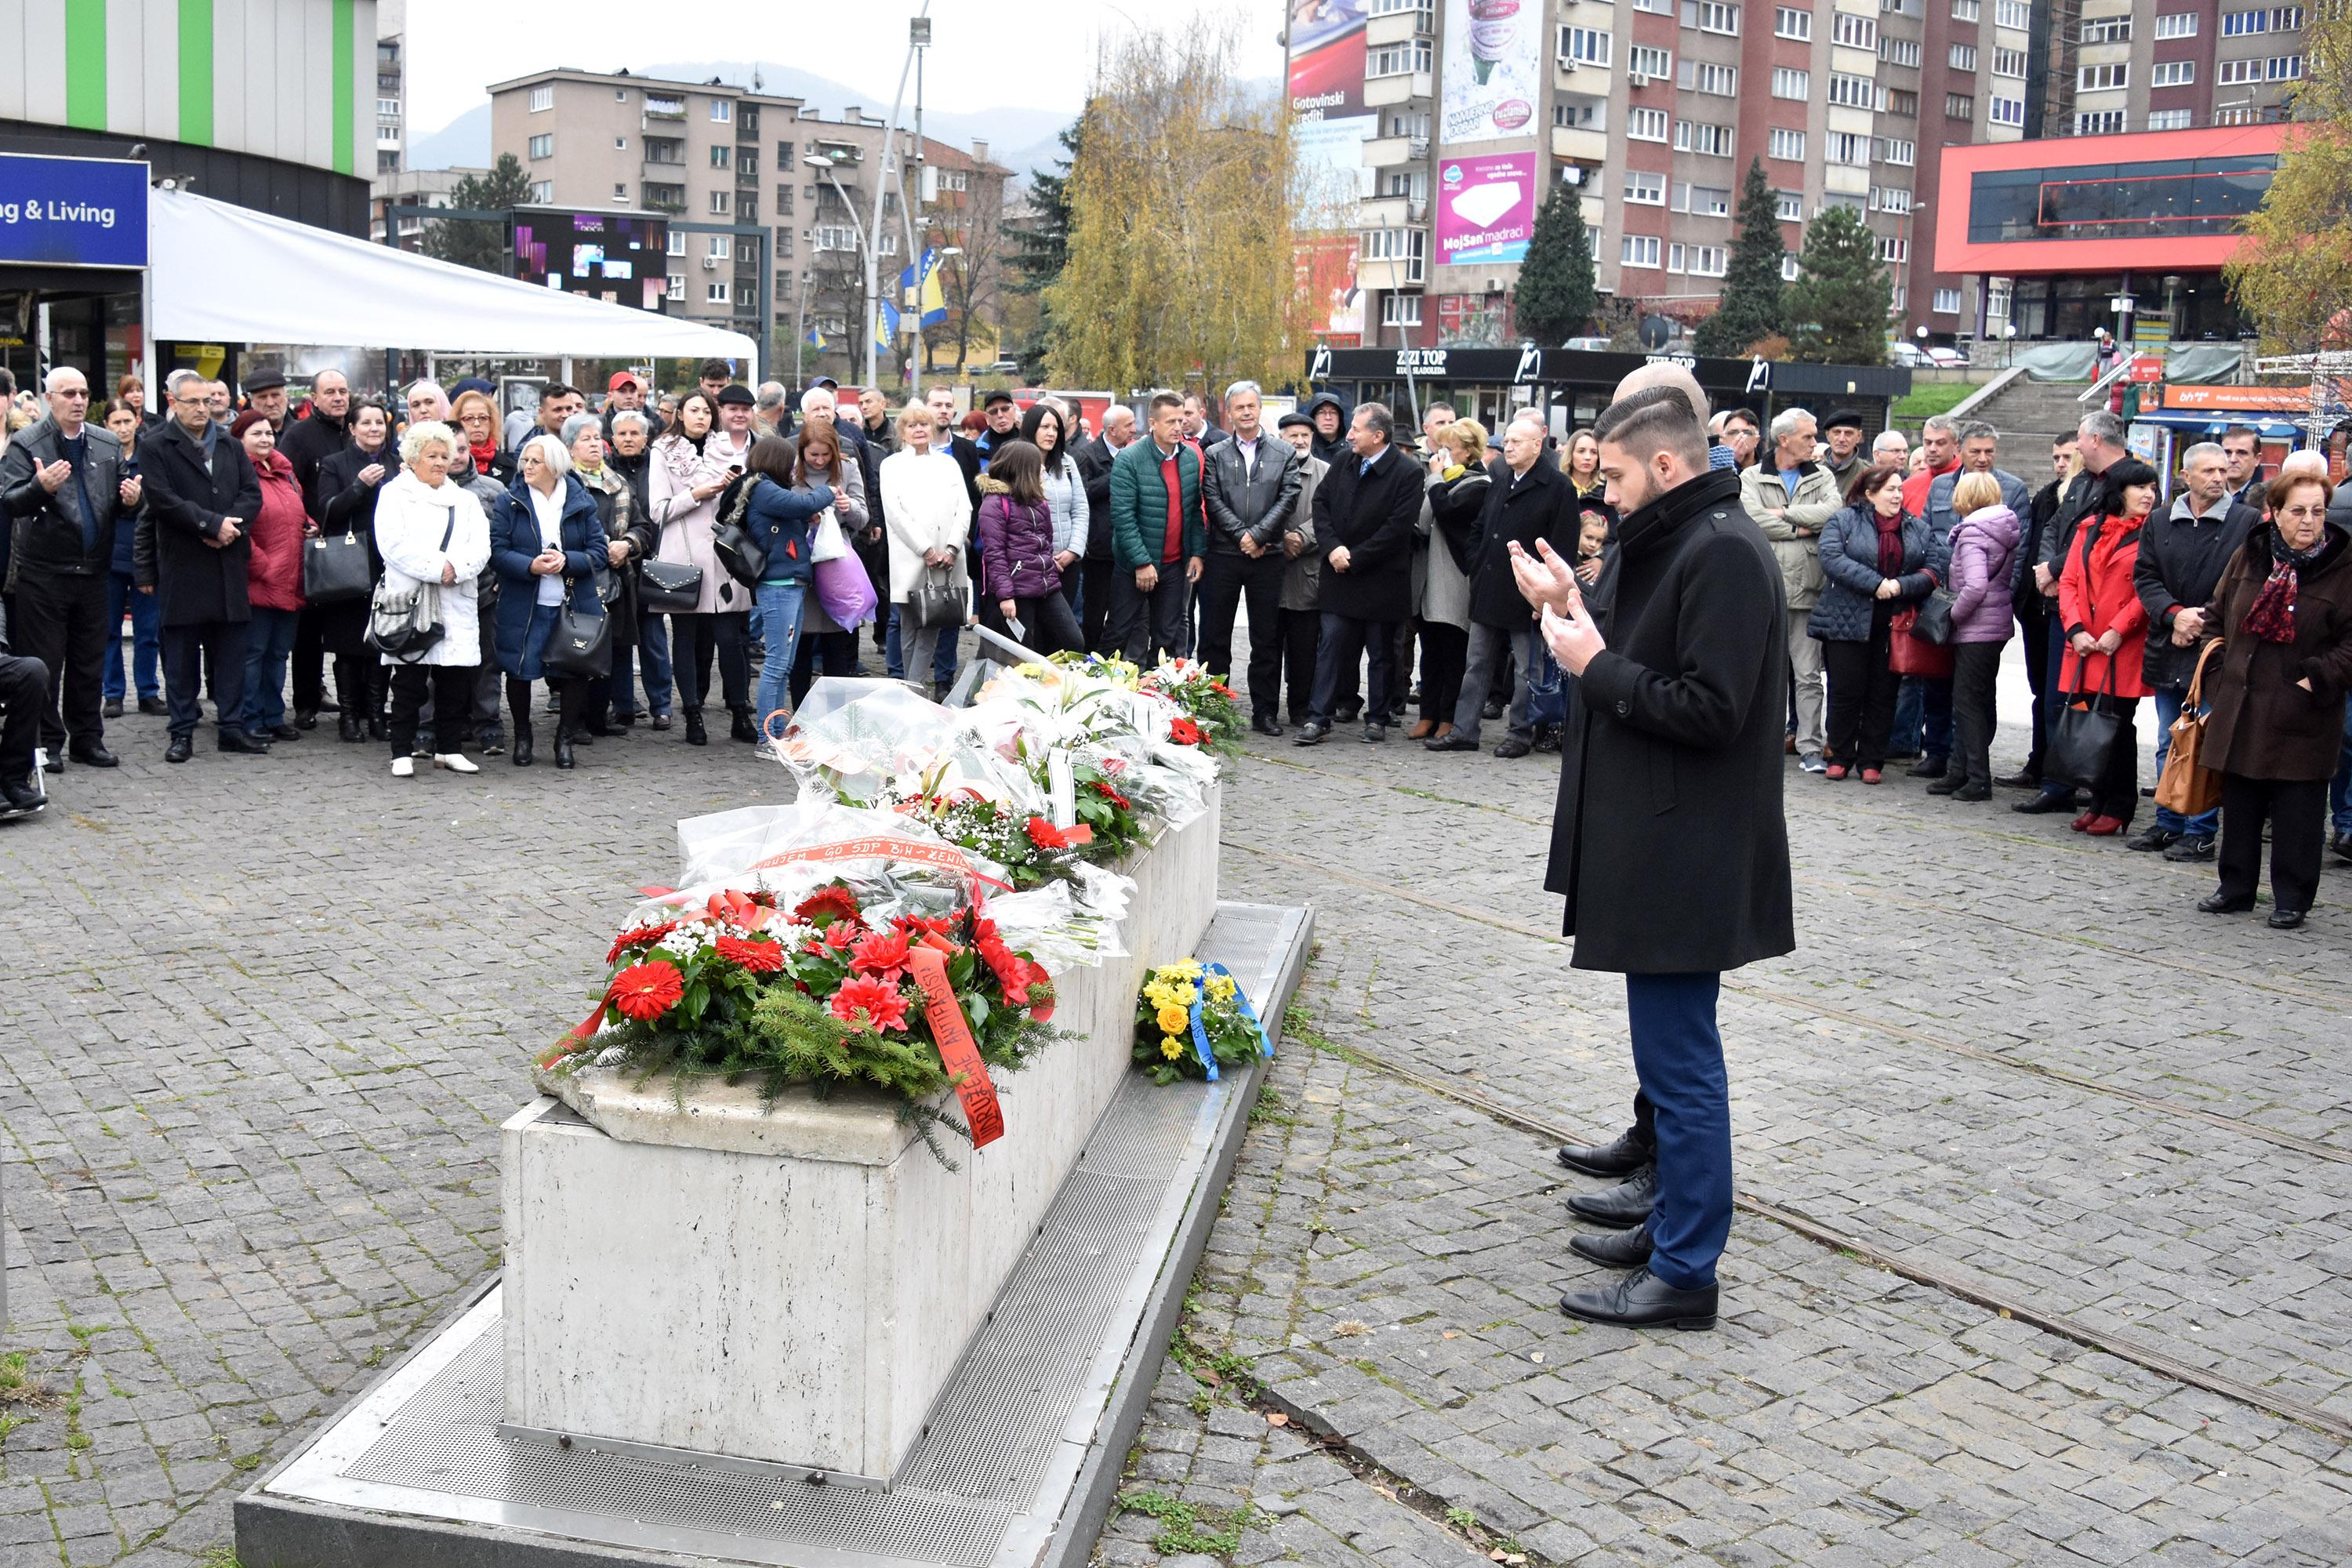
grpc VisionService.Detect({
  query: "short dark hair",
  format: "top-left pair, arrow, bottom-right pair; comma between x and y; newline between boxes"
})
1148,390 -> 1183,418
987,439 -> 1046,505
1594,386 -> 1707,471
1019,400 -> 1072,473
1354,401 -> 1395,442
699,358 -> 733,380
2220,423 -> 2261,447
1846,462 -> 1907,509
540,382 -> 579,405
1722,407 -> 1759,430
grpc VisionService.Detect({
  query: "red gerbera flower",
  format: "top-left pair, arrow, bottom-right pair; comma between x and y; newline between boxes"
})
793,886 -> 862,927
830,975 -> 910,1032
822,922 -> 858,951
1211,680 -> 1236,698
611,960 -> 685,1022
891,913 -> 956,942
607,920 -> 678,964
1168,716 -> 1203,746
715,935 -> 786,974
1091,779 -> 1131,808
850,928 -> 913,978
1026,815 -> 1074,851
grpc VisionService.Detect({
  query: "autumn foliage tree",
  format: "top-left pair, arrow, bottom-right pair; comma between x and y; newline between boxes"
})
2227,8 -> 2352,372
1045,20 -> 1312,390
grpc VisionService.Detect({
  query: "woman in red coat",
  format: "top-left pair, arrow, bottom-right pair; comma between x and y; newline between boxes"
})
231,410 -> 309,741
2056,456 -> 2158,835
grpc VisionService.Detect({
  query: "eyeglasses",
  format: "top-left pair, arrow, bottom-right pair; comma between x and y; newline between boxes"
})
54,388 -> 89,398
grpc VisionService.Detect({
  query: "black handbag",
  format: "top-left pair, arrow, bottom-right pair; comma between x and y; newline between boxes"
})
1912,586 -> 1958,646
2045,662 -> 2123,789
906,561 -> 966,630
543,583 -> 613,681
365,511 -> 453,663
713,477 -> 769,586
302,531 -> 375,604
638,557 -> 702,614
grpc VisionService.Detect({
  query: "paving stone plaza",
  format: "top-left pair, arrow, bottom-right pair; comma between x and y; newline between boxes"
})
0,691 -> 2347,1567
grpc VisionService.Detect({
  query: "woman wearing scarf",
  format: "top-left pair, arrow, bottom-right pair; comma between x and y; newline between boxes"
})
649,390 -> 750,746
230,411 -> 309,742
2195,472 -> 2352,927
2056,457 -> 2158,837
564,413 -> 659,735
488,435 -> 605,768
1809,463 -> 1932,782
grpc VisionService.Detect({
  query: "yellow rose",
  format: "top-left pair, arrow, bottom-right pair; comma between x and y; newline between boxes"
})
1156,1004 -> 1191,1036
1160,1036 -> 1184,1060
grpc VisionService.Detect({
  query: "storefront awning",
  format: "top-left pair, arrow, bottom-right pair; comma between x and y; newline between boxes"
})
147,187 -> 757,367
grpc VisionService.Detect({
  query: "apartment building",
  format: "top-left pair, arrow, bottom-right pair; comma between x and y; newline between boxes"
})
1294,0 -> 2308,350
377,0 -> 406,174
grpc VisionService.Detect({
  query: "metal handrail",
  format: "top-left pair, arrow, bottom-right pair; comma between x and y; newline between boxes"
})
2076,357 -> 2135,404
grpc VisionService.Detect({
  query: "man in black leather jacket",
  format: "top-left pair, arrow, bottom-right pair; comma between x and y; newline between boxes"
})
0,597 -> 49,817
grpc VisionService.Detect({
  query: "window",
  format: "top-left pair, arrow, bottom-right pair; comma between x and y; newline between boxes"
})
2216,103 -> 2259,123
1769,127 -> 1806,161
2078,62 -> 2129,89
1782,252 -> 1802,281
667,231 -> 686,256
1773,67 -> 1810,97
739,151 -> 757,177
710,144 -> 731,168
1561,24 -> 1612,64
2222,5 -> 2301,32
1628,106 -> 1671,140
2218,56 -> 2260,82
1993,47 -> 2027,75
1629,44 -> 1672,77
1876,136 -> 1915,165
707,281 -> 729,303
1682,0 -> 1740,31
614,136 -> 628,151
612,182 -> 626,202
1832,11 -> 1877,45
1668,242 -> 1727,274
2074,109 -> 2127,132
1775,5 -> 1811,36
709,191 -> 731,214
1933,287 -> 1961,314
814,223 -> 856,251
1880,236 -> 1907,263
1871,184 -> 1912,212
644,136 -> 684,165
1828,72 -> 1879,107
2079,13 -> 2132,40
1879,36 -> 1921,66
1891,285 -> 1907,310
1625,169 -> 1667,203
1989,94 -> 2026,125
666,273 -> 684,300
1776,189 -> 1803,221
1381,293 -> 1423,326
2154,9 -> 2198,34
614,86 -> 627,101
528,85 -> 554,112
377,97 -> 400,117
1680,60 -> 1739,93
529,180 -> 554,202
1675,183 -> 1732,216
710,99 -> 733,122
1951,0 -> 1978,15
1947,92 -> 1976,117
1621,234 -> 1661,268
1887,88 -> 1918,114
1367,39 -> 1434,74
708,234 -> 731,258
1995,0 -> 2029,21
2270,53 -> 2305,78
2152,60 -> 2196,86
1633,0 -> 1671,12
1675,118 -> 1735,155
2147,107 -> 2194,129
1948,43 -> 1977,69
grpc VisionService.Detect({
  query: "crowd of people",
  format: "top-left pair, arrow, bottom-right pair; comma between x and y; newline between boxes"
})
0,358 -> 2347,927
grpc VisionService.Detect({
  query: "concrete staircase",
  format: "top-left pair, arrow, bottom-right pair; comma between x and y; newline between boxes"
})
1960,372 -> 2097,452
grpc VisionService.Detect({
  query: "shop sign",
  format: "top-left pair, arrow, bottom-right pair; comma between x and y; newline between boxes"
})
0,154 -> 149,269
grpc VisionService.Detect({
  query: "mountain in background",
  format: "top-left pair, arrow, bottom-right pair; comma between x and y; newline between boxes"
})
405,60 -> 1078,186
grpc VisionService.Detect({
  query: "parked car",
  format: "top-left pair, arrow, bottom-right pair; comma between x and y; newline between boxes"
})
1926,345 -> 1966,369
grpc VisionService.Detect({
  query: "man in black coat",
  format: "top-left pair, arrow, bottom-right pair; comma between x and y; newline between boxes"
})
2000,433 -> 2078,791
135,376 -> 268,764
1295,402 -> 1420,745
1200,380 -> 1302,734
1430,413 -> 1575,755
1,367 -> 136,771
2016,410 -> 2125,813
1073,405 -> 1137,654
277,369 -> 353,729
1516,385 -> 1792,1330
2127,439 -> 2260,858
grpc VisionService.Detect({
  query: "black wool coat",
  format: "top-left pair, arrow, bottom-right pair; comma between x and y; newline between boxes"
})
1310,443 -> 1423,622
1465,456 -> 1580,627
1548,465 -> 1795,975
135,419 -> 262,628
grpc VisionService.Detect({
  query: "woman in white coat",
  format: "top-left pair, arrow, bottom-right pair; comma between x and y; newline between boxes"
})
373,419 -> 492,778
878,402 -> 975,697
649,390 -> 753,745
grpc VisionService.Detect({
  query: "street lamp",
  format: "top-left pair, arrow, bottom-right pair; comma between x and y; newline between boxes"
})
811,151 -> 882,390
2002,321 -> 2017,369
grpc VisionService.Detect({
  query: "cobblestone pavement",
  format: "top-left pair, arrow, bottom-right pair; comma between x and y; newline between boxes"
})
2,673 -> 2347,1568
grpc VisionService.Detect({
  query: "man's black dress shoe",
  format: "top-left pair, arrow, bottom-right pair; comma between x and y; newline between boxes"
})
67,742 -> 119,768
165,737 -> 192,764
137,697 -> 167,716
1994,768 -> 2040,789
2197,891 -> 2254,914
2267,909 -> 2306,930
1,775 -> 45,814
1293,721 -> 1330,746
2012,792 -> 2074,815
1425,733 -> 1479,752
1334,704 -> 1361,725
1555,1128 -> 1652,1178
1559,1266 -> 1717,1330
1253,714 -> 1283,737
217,730 -> 271,754
1361,722 -> 1385,743
1570,1225 -> 1654,1269
270,724 -> 303,742
1566,1165 -> 1657,1227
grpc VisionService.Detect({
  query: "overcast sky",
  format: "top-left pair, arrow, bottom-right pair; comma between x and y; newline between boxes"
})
403,0 -> 1290,135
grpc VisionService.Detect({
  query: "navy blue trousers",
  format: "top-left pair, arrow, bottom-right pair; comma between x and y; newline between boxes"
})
1624,972 -> 1732,1290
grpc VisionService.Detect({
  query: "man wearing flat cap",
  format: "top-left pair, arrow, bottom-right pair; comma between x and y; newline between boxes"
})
1820,409 -> 1868,492
242,368 -> 290,436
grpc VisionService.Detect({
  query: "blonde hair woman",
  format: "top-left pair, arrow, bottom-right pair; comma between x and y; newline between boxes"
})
877,402 -> 974,698
1414,416 -> 1487,741
372,420 -> 492,778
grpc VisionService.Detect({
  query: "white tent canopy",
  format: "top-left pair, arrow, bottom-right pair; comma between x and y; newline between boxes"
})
147,187 -> 758,368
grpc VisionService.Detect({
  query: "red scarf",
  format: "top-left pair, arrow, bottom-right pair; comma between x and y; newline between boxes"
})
469,437 -> 499,473
1873,508 -> 1906,575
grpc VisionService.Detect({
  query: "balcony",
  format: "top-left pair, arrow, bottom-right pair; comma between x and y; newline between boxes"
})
1366,5 -> 1432,45
1356,194 -> 1429,227
641,183 -> 688,213
643,95 -> 686,121
1359,133 -> 1428,168
1359,253 -> 1428,289
1552,124 -> 1609,162
1364,70 -> 1432,107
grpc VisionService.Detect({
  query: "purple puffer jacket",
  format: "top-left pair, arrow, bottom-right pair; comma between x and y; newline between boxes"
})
975,483 -> 1062,603
1947,504 -> 2022,643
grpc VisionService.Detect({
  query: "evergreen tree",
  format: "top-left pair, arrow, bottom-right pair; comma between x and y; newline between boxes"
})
421,154 -> 531,275
1512,185 -> 1598,345
1693,160 -> 1787,357
1004,114 -> 1086,379
1784,207 -> 1889,365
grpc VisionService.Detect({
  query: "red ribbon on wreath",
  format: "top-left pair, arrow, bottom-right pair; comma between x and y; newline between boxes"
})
906,942 -> 1004,1149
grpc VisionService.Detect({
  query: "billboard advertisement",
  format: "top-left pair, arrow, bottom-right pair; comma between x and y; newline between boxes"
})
1295,235 -> 1364,347
1439,0 -> 1538,147
513,212 -> 671,311
1435,152 -> 1536,267
1289,1 -> 1375,221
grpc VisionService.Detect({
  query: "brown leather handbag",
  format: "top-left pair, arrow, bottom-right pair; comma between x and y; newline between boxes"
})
2154,641 -> 2224,818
